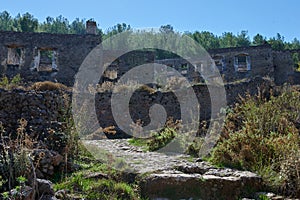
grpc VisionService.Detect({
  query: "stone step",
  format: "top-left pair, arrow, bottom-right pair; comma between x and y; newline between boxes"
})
84,139 -> 262,199
139,168 -> 262,200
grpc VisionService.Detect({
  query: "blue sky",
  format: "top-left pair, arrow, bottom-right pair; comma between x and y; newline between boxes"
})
1,0 -> 299,41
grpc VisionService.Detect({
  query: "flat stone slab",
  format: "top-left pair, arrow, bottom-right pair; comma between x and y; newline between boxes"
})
83,139 -> 262,199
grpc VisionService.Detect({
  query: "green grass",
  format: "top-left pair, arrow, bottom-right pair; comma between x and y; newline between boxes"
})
128,138 -> 149,151
129,127 -> 177,152
54,162 -> 139,200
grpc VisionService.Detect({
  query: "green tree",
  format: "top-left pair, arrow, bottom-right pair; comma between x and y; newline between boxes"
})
15,12 -> 38,32
159,24 -> 174,34
253,33 -> 266,46
268,33 -> 285,50
0,11 -> 14,31
220,32 -> 237,48
192,31 -> 220,50
285,38 -> 300,50
70,18 -> 86,34
40,15 -> 69,34
106,23 -> 131,35
236,30 -> 251,47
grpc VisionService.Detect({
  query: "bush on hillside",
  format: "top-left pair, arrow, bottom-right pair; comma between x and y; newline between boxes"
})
30,81 -> 69,91
210,87 -> 300,197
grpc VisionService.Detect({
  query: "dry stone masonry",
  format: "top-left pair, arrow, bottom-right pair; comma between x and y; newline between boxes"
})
0,89 -> 69,138
0,76 -> 273,138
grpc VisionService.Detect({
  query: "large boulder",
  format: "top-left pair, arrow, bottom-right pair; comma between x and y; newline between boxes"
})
139,163 -> 262,200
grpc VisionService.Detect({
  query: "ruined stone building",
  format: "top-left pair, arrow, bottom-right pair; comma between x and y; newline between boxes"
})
0,23 -> 299,138
0,21 -> 101,86
0,22 -> 298,86
156,44 -> 296,85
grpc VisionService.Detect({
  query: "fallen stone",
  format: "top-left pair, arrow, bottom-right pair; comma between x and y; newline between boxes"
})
139,169 -> 262,200
37,179 -> 54,196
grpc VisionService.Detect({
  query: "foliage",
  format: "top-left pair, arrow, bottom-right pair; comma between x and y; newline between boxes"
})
159,24 -> 174,34
219,32 -> 238,48
253,34 -> 267,46
210,87 -> 300,197
0,11 -> 102,35
0,74 -> 23,90
147,127 -> 177,151
0,119 -> 32,193
103,22 -> 131,39
236,30 -> 251,47
0,11 -> 14,31
15,12 -> 38,32
191,31 -> 220,50
268,33 -> 285,51
54,163 -> 139,200
292,53 -> 300,71
129,118 -> 182,151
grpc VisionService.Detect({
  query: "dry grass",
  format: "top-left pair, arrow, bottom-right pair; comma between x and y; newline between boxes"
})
30,81 -> 69,91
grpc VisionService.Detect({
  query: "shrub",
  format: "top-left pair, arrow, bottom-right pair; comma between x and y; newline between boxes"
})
129,118 -> 182,151
30,81 -> 69,91
210,88 -> 300,196
0,119 -> 32,192
0,74 -> 23,90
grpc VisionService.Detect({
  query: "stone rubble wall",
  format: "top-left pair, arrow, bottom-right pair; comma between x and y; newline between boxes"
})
96,76 -> 273,138
0,89 -> 69,138
0,77 -> 273,138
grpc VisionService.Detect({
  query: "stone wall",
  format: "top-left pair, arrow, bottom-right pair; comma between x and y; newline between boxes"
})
95,77 -> 273,138
0,31 -> 101,86
272,51 -> 295,85
291,71 -> 300,85
0,89 -> 69,138
209,44 -> 275,82
0,77 -> 273,139
156,44 -> 295,85
0,29 -> 296,88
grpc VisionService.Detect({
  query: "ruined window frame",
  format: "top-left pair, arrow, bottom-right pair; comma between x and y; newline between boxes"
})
234,53 -> 251,72
212,55 -> 226,72
32,47 -> 58,72
6,45 -> 25,68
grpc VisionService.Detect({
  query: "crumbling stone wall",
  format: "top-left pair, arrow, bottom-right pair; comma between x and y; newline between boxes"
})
101,50 -> 156,83
208,44 -> 275,82
291,71 -> 300,85
0,29 -> 296,88
0,77 -> 273,139
272,50 -> 295,85
0,31 -> 101,86
95,77 -> 273,138
156,44 -> 295,85
0,89 -> 69,138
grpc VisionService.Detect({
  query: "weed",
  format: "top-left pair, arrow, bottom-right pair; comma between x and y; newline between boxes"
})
129,118 -> 182,152
0,74 -> 23,90
54,163 -> 139,200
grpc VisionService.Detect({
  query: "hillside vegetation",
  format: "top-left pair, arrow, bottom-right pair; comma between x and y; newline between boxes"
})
210,86 -> 300,197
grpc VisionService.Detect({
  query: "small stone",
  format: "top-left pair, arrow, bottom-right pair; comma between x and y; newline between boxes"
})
52,154 -> 63,166
37,179 -> 54,196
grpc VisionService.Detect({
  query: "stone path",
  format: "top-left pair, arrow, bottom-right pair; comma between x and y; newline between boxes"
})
84,139 -> 192,173
83,139 -> 263,200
